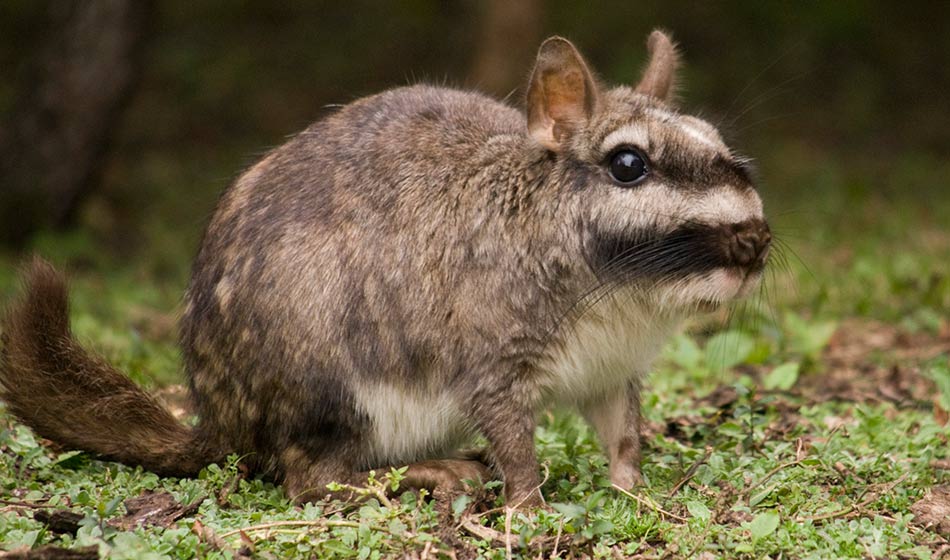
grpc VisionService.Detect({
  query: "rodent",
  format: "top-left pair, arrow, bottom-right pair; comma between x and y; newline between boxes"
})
0,30 -> 770,507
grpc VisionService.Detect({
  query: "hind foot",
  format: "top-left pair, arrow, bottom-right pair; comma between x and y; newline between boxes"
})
400,459 -> 492,492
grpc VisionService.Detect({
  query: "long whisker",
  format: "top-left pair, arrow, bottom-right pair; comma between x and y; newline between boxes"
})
721,36 -> 808,127
720,71 -> 809,131
544,233 -> 710,341
773,237 -> 815,283
730,111 -> 803,135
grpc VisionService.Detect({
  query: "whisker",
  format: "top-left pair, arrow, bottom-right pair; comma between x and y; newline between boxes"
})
772,237 -> 815,283
720,69 -> 811,133
551,237 -> 712,338
721,36 -> 808,128
730,111 -> 804,135
760,264 -> 781,327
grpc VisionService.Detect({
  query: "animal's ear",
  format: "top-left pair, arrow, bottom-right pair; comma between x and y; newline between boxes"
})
526,37 -> 600,151
635,30 -> 679,102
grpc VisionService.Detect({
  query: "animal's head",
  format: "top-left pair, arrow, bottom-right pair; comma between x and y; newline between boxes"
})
527,31 -> 770,310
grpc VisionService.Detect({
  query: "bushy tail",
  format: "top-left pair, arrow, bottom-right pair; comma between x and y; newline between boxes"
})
0,258 -> 220,476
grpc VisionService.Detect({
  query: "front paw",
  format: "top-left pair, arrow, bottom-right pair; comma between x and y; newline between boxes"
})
609,462 -> 643,490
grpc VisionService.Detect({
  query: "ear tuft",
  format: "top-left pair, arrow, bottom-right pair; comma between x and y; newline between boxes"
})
635,30 -> 679,102
526,36 -> 600,151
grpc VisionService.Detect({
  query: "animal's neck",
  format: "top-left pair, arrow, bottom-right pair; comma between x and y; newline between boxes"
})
539,290 -> 684,403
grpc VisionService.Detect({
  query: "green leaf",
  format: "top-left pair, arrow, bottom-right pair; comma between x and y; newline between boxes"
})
451,494 -> 472,519
550,502 -> 586,521
387,519 -> 407,536
358,505 -> 382,519
51,450 -> 87,468
763,362 -> 800,390
745,340 -> 774,365
748,510 -> 780,543
925,360 -> 950,411
321,539 -> 355,556
588,519 -> 614,535
667,334 -> 702,371
5,529 -> 40,549
749,486 -> 776,507
686,500 -> 711,523
785,313 -> 837,357
705,331 -> 755,370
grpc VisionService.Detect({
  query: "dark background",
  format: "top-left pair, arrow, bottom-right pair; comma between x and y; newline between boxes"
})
1,1 -> 948,280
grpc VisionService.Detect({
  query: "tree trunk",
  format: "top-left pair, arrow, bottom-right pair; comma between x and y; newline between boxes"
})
0,0 -> 151,248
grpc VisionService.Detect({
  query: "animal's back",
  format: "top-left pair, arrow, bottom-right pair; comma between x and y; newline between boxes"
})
180,85 -> 527,468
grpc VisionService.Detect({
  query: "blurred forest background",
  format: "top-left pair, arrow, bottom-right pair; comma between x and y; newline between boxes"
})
4,5 -> 950,556
0,0 -> 948,294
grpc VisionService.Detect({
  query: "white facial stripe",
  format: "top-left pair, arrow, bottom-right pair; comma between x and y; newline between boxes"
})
646,107 -> 677,122
676,122 -> 723,151
644,108 -> 726,153
603,183 -> 763,232
600,183 -> 688,231
601,123 -> 649,153
684,185 -> 763,224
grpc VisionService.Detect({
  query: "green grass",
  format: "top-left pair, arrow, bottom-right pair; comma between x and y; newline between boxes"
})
2,156 -> 950,558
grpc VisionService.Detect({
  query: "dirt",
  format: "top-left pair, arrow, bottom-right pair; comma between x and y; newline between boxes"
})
912,485 -> 950,536
797,318 -> 949,407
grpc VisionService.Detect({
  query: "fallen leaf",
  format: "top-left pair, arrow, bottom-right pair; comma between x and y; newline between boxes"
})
823,415 -> 854,431
797,319 -> 945,407
698,385 -> 739,409
833,462 -> 852,478
33,510 -> 84,536
109,491 -> 204,530
911,485 -> 950,535
935,400 -> 949,427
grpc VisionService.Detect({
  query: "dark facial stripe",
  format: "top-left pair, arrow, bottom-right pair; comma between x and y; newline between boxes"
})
586,223 -> 763,284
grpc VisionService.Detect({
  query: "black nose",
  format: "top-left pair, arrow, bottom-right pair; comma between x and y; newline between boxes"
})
722,219 -> 771,269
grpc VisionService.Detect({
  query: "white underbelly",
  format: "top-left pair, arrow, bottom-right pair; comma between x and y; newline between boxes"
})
354,382 -> 468,467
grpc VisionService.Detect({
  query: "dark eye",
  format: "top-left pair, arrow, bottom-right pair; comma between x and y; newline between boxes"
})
608,149 -> 648,185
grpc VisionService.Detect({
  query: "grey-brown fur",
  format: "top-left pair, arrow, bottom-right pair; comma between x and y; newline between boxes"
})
0,31 -> 770,506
